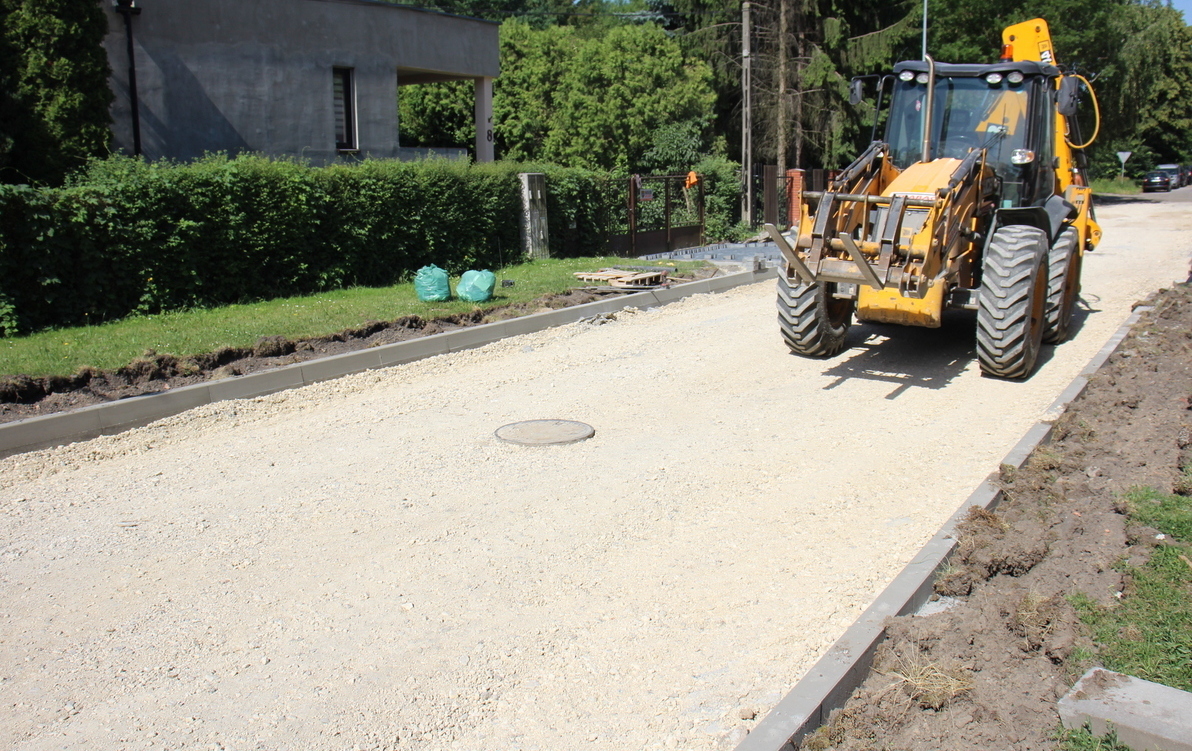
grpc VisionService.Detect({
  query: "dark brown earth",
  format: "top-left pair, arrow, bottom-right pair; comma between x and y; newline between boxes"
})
0,268 -> 719,425
801,283 -> 1192,751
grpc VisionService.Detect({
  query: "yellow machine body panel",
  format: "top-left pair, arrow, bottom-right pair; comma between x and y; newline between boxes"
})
1002,17 -> 1102,224
857,281 -> 946,328
1002,19 -> 1056,64
881,159 -> 962,197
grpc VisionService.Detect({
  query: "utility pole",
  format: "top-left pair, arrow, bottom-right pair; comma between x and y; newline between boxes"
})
741,1 -> 753,226
777,0 -> 788,180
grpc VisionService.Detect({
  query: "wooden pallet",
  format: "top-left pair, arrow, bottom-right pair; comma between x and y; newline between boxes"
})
573,268 -> 669,288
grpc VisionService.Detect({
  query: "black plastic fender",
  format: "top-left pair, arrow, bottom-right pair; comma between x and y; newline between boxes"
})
992,194 -> 1077,244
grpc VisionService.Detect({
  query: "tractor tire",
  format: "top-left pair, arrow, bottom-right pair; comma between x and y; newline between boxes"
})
976,225 -> 1049,379
1042,227 -> 1081,344
776,273 -> 853,357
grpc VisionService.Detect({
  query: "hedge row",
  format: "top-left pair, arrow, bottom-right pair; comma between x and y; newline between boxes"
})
0,154 -> 740,336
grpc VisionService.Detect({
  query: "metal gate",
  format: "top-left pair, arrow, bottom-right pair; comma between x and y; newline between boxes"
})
753,166 -> 837,229
609,174 -> 705,257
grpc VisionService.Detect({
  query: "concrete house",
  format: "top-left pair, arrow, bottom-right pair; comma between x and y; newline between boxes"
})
102,0 -> 500,163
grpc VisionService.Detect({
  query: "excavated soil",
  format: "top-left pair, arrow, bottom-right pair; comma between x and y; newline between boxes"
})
0,270 -> 715,425
801,282 -> 1192,751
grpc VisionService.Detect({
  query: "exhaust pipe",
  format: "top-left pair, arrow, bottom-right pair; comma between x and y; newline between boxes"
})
921,55 -> 936,162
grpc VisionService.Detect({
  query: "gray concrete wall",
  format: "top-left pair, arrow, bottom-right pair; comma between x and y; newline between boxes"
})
103,0 -> 498,163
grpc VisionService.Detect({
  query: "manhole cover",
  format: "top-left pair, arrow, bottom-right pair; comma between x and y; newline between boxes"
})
495,420 -> 595,446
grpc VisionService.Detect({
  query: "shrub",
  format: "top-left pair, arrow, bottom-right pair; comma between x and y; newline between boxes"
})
0,153 -> 740,335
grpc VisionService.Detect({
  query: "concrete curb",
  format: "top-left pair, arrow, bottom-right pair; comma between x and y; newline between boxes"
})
0,267 -> 775,460
736,305 -> 1154,751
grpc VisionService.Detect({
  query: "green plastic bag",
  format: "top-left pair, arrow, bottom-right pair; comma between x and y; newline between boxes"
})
414,265 -> 450,302
456,270 -> 496,303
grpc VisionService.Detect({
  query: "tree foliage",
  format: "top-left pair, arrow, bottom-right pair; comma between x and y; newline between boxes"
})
0,0 -> 112,185
400,20 -> 717,172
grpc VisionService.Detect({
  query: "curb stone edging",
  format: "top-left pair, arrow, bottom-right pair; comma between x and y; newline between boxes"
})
0,268 -> 775,460
735,304 -> 1154,751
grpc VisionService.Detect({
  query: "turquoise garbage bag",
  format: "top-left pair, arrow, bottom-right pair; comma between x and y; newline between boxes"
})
414,265 -> 450,302
456,270 -> 496,303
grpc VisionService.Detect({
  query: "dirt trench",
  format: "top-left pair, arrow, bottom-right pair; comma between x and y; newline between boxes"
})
802,283 -> 1192,751
0,285 -> 655,425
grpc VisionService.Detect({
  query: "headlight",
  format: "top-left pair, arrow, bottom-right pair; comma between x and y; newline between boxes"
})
1007,71 -> 1025,84
1010,149 -> 1036,165
899,70 -> 915,82
985,73 -> 1004,85
915,72 -> 930,84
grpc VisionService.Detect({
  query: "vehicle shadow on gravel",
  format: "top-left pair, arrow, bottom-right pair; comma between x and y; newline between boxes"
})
819,296 -> 1099,397
820,317 -> 977,397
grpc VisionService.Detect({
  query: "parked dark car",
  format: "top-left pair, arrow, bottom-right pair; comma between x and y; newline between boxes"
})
1143,171 -> 1173,192
1157,163 -> 1183,188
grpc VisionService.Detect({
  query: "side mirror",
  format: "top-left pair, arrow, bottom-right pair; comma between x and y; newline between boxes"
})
1057,76 -> 1079,117
849,78 -> 865,106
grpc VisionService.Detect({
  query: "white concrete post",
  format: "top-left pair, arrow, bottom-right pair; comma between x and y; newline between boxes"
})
474,77 -> 494,163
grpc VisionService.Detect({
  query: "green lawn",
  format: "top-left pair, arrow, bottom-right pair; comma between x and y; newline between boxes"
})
0,257 -> 704,378
1071,487 -> 1192,692
1058,487 -> 1192,750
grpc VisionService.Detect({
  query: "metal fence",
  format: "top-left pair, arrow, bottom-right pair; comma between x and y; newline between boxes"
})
751,166 -> 836,229
608,174 -> 705,256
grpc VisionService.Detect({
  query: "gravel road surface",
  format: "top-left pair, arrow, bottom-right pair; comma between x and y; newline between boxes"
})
2,199 -> 1189,751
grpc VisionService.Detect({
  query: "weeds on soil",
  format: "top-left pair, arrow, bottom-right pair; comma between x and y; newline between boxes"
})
1054,724 -> 1135,751
877,644 -> 974,711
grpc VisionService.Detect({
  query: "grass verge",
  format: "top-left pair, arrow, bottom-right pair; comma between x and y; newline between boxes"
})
0,257 -> 706,378
1090,177 -> 1142,195
1070,487 -> 1192,692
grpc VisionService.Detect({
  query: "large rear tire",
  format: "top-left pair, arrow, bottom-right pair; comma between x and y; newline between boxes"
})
1042,226 -> 1081,344
776,273 -> 853,357
977,225 -> 1049,379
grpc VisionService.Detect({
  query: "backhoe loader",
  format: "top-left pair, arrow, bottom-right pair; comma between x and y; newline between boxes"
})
767,18 -> 1101,378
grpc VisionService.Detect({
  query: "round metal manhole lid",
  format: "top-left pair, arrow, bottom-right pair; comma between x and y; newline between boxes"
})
494,420 -> 595,446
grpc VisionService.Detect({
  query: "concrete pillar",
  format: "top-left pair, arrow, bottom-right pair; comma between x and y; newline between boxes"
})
519,173 -> 549,259
474,77 -> 494,163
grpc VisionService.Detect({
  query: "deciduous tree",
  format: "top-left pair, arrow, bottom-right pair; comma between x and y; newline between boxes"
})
0,0 -> 112,185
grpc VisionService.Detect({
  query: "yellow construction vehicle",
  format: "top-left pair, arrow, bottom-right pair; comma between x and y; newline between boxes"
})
767,18 -> 1101,378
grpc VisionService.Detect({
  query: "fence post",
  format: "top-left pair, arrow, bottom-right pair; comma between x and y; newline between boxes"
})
628,175 -> 638,256
664,177 -> 672,252
763,165 -> 778,226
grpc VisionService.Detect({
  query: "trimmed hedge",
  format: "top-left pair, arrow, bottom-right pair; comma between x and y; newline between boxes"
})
0,154 -> 740,336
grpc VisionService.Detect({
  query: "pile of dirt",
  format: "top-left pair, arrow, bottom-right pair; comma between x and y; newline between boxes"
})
0,271 -> 714,425
802,283 -> 1192,750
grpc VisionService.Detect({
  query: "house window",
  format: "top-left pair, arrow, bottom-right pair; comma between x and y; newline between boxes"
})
333,67 -> 357,151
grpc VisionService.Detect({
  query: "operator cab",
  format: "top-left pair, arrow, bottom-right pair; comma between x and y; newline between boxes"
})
884,60 -> 1061,209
